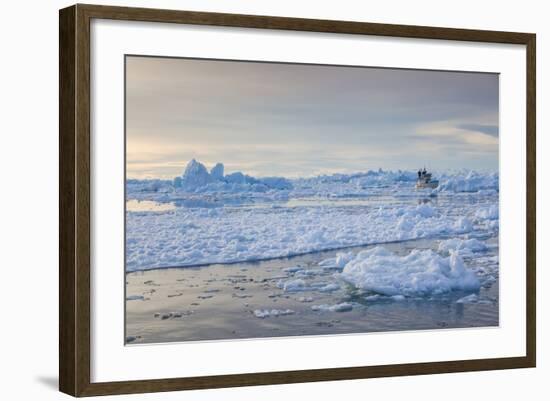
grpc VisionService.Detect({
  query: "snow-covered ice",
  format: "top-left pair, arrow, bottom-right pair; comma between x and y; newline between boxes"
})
339,247 -> 480,297
126,200 -> 497,271
438,238 -> 487,254
126,160 -> 499,275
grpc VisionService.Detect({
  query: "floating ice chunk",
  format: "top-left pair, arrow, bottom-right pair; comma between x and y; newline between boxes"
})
391,295 -> 406,301
475,205 -> 499,220
253,309 -> 295,318
340,247 -> 480,297
126,295 -> 144,301
298,296 -> 314,303
396,215 -> 415,232
415,204 -> 435,218
295,269 -> 322,278
454,217 -> 473,233
283,266 -> 303,273
318,283 -> 340,292
318,252 -> 354,269
311,303 -> 353,312
438,238 -> 487,254
278,278 -> 308,292
335,252 -> 354,267
318,257 -> 337,268
456,293 -> 479,304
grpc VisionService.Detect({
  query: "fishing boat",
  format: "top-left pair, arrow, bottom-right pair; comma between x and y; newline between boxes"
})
416,168 -> 439,189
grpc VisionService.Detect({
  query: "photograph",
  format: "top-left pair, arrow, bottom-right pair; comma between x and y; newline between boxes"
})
124,55 -> 500,344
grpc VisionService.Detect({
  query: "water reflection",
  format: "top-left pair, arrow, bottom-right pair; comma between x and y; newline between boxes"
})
126,199 -> 176,212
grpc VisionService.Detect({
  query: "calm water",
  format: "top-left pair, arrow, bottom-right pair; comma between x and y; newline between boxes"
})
126,191 -> 491,213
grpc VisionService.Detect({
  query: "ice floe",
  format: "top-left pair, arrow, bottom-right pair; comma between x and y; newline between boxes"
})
475,204 -> 499,220
253,309 -> 295,318
125,162 -> 499,271
438,238 -> 487,254
311,303 -> 353,312
456,293 -> 479,304
127,163 -> 498,205
437,171 -> 499,193
125,199 -> 496,271
277,279 -> 307,292
339,247 -> 480,297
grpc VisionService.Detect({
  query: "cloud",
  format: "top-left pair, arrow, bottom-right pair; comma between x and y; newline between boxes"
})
456,124 -> 499,138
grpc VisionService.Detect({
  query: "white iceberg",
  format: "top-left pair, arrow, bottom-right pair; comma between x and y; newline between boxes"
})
181,159 -> 213,189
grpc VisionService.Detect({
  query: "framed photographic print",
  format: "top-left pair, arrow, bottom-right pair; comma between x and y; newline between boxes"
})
59,4 -> 536,397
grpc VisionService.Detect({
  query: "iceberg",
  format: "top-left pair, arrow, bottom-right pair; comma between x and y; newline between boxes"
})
210,163 -> 224,180
165,159 -> 294,193
181,159 -> 213,189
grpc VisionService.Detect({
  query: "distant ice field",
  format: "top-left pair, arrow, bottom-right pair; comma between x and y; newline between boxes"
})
125,168 -> 499,274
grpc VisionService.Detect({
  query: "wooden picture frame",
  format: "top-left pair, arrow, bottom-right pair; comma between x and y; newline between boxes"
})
59,3 -> 536,397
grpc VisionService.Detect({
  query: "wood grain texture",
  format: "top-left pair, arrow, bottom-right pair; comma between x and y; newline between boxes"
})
59,5 -> 76,396
59,3 -> 536,397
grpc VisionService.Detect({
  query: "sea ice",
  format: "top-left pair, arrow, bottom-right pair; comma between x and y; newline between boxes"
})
311,303 -> 353,312
340,247 -> 480,297
125,164 -> 499,271
456,293 -> 479,304
277,279 -> 308,292
438,238 -> 487,254
253,309 -> 295,318
318,252 -> 354,269
437,171 -> 498,193
475,204 -> 499,220
317,283 -> 341,292
125,199 -> 493,270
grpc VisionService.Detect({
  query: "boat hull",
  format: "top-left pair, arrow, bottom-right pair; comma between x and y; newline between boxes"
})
416,180 -> 439,189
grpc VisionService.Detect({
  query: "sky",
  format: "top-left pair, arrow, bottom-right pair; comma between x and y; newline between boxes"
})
126,56 -> 499,179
